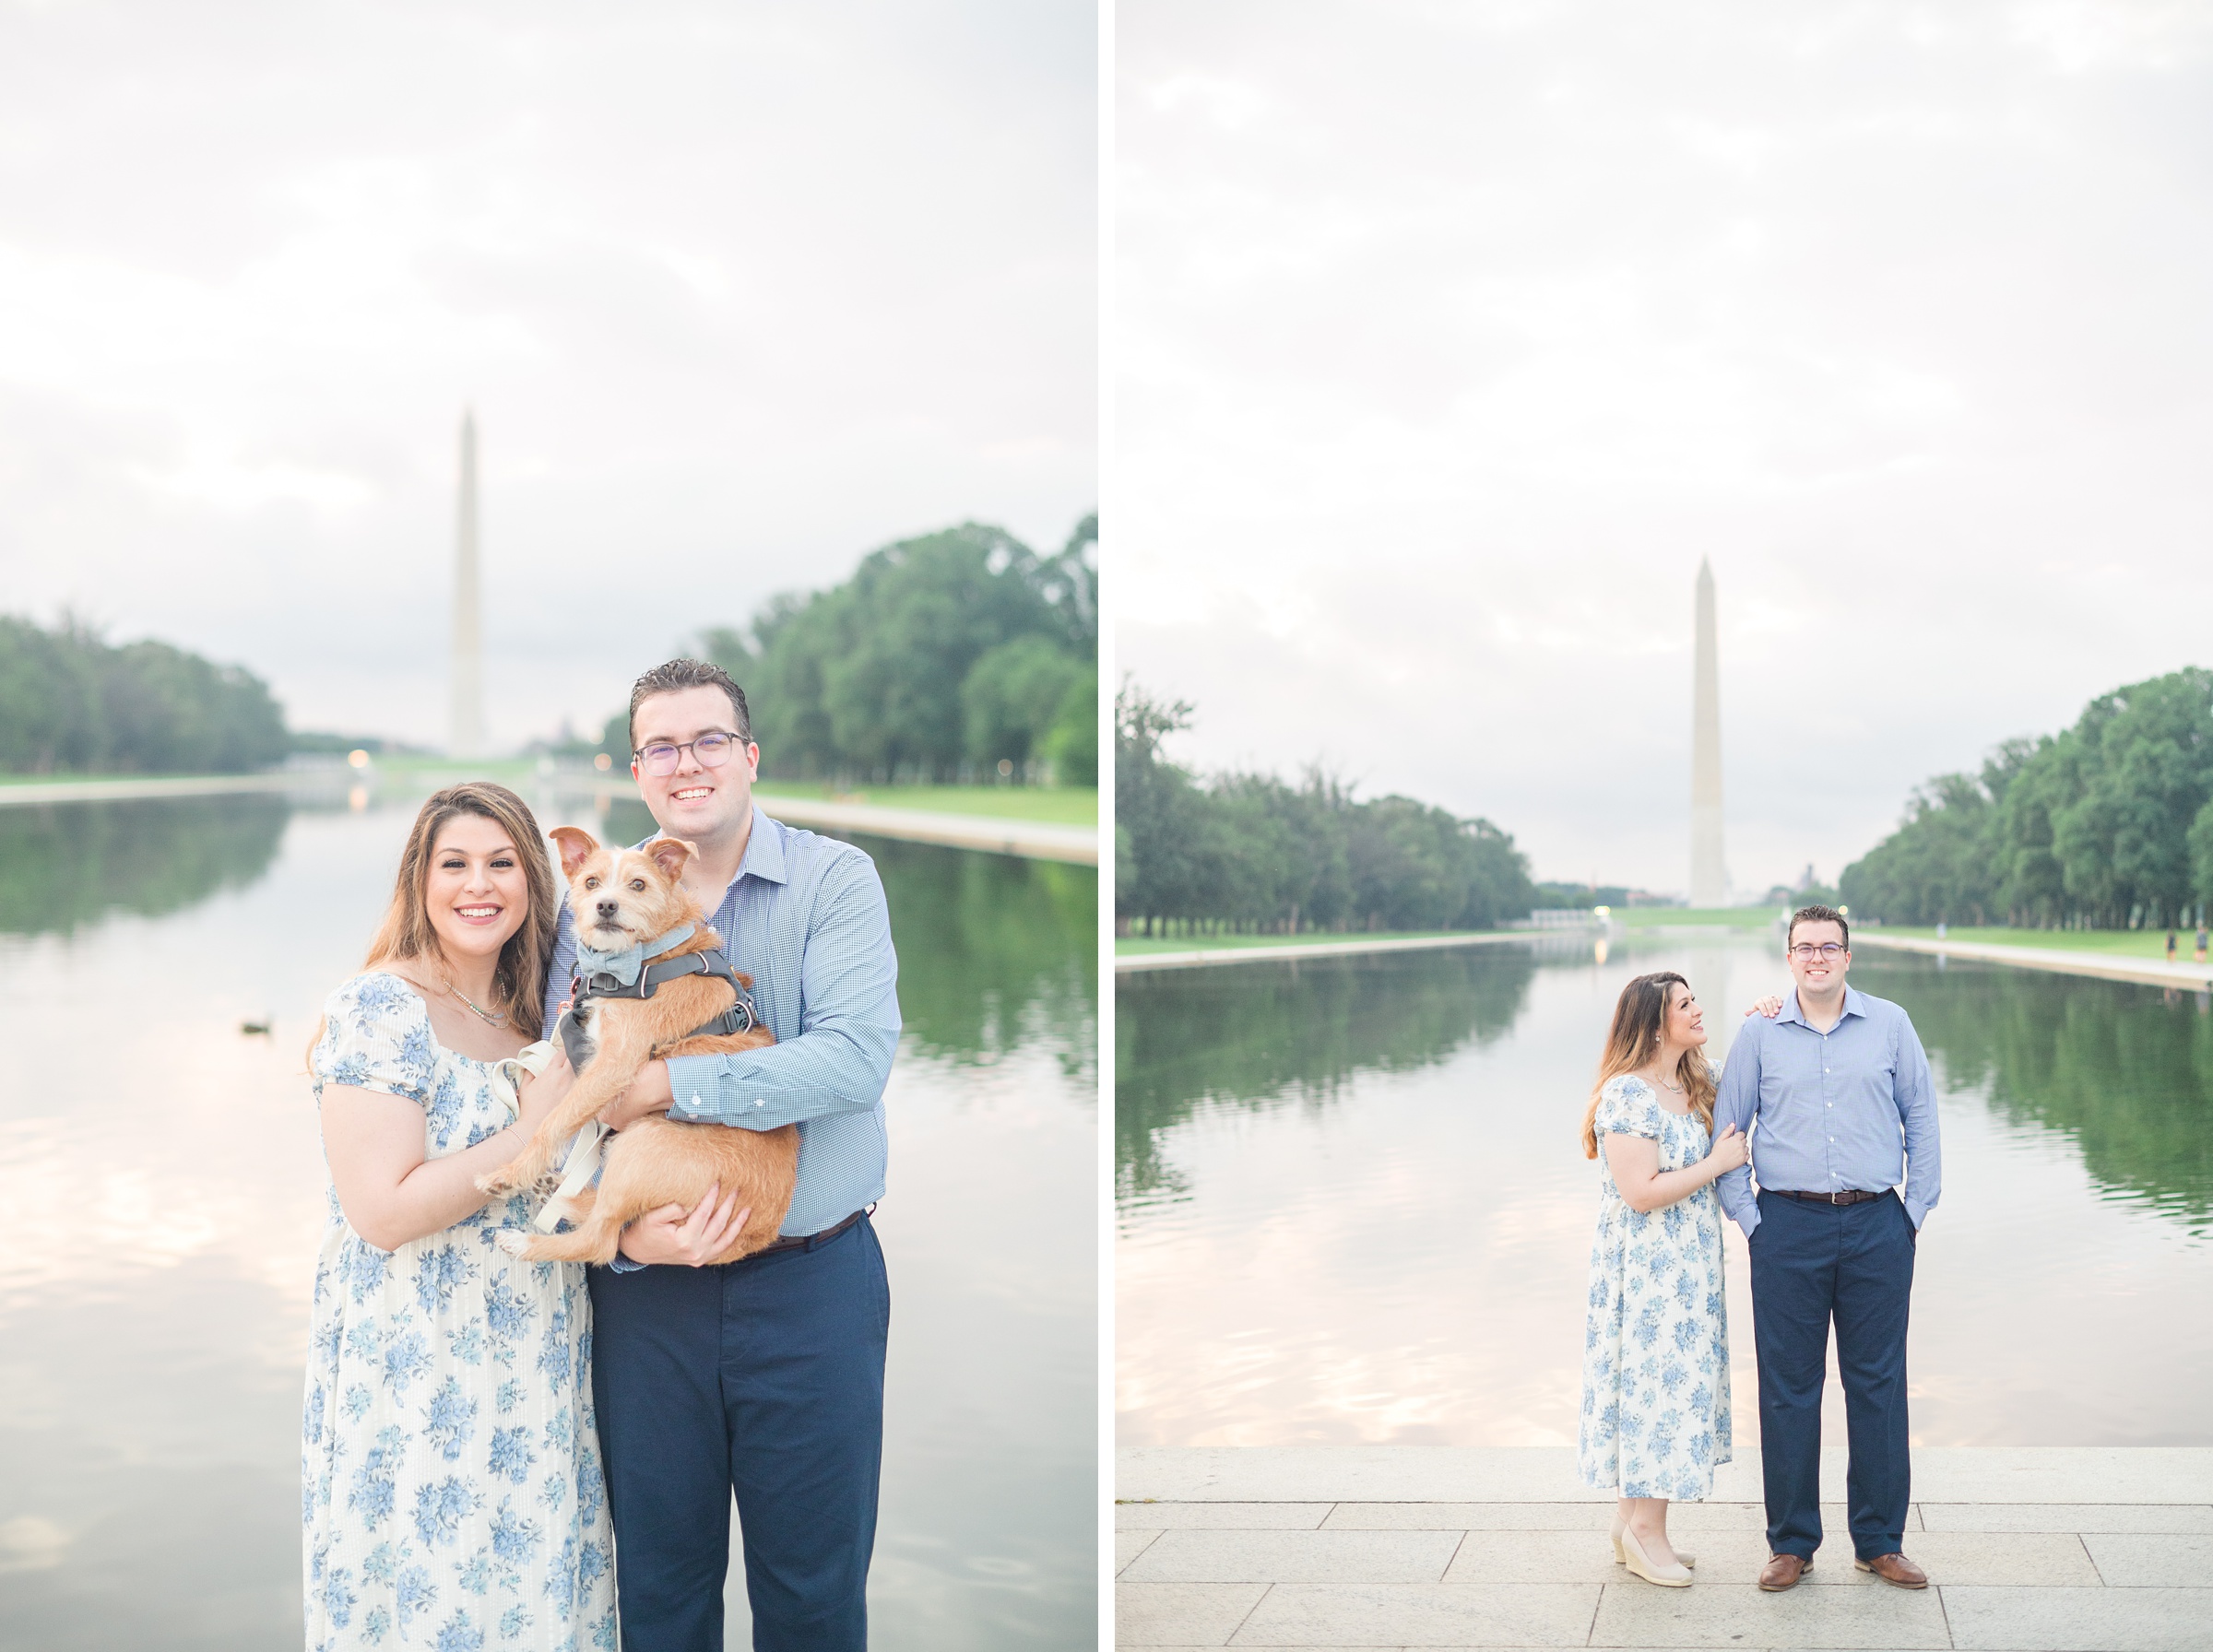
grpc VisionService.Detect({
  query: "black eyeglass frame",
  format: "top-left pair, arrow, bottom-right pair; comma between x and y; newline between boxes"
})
1786,942 -> 1848,960
632,729 -> 755,775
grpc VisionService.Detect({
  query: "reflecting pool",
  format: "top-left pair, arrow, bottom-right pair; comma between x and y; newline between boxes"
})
1117,933 -> 2213,1450
0,792 -> 1095,1650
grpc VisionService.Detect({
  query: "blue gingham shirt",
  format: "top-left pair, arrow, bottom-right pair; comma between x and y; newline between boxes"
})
542,808 -> 901,1245
1712,985 -> 1941,1236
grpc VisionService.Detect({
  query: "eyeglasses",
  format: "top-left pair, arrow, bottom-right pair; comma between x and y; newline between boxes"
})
634,730 -> 749,776
1788,942 -> 1846,960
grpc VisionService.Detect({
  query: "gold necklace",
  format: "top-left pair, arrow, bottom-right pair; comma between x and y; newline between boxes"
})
442,975 -> 510,1028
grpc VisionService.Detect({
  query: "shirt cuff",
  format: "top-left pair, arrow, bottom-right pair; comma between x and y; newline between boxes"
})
606,1251 -> 644,1273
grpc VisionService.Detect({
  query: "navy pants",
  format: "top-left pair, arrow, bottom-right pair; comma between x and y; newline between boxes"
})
588,1215 -> 890,1652
1747,1189 -> 1915,1562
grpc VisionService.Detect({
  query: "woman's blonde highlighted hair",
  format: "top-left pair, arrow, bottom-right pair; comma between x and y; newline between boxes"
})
361,782 -> 558,1039
1580,970 -> 1715,1158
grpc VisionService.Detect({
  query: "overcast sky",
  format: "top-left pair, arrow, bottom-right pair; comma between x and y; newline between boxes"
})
1116,0 -> 2213,896
0,0 -> 1094,749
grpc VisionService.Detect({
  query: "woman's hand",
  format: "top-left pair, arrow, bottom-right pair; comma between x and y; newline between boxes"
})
1744,996 -> 1784,1019
513,1049 -> 577,1136
1707,1121 -> 1748,1174
616,1183 -> 750,1267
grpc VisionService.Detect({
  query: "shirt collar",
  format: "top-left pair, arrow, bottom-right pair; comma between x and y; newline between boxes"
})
625,806 -> 791,920
1779,984 -> 1869,1027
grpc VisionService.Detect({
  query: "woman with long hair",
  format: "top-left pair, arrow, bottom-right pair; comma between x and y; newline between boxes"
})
1576,971 -> 1748,1587
301,783 -> 616,1649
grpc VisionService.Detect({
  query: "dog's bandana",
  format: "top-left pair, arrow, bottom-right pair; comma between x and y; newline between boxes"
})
574,922 -> 695,986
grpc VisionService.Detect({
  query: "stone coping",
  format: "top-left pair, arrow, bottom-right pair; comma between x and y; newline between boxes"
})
1118,1447 -> 2213,1505
1853,932 -> 2213,991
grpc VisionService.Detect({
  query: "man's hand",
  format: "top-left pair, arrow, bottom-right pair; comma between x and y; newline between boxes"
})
616,1183 -> 750,1267
601,1059 -> 676,1130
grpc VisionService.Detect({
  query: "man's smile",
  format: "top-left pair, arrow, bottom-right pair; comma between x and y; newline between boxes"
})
671,785 -> 715,803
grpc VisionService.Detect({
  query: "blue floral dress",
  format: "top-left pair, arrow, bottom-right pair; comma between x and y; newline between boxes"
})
1576,1075 -> 1732,1500
302,973 -> 617,1651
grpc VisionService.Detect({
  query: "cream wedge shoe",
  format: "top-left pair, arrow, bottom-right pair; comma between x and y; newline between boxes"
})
1610,1515 -> 1693,1568
1618,1524 -> 1693,1587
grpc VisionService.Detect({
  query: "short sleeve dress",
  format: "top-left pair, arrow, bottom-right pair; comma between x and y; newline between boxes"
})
302,972 -> 617,1651
1576,1074 -> 1732,1501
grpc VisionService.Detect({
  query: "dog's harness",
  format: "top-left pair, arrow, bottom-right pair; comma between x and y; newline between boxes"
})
500,936 -> 761,1238
557,945 -> 759,1073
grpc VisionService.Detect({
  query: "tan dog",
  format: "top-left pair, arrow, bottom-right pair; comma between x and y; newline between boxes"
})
476,828 -> 798,1265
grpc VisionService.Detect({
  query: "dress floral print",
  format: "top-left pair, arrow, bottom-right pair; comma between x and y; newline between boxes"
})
303,973 -> 616,1650
1577,1075 -> 1733,1501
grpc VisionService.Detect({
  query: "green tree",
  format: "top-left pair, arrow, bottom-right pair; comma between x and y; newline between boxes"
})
0,615 -> 286,775
1844,667 -> 2213,926
961,635 -> 1087,770
1042,663 -> 1098,786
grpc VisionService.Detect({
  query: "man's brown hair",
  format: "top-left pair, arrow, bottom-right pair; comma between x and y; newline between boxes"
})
1788,903 -> 1850,950
627,658 -> 751,752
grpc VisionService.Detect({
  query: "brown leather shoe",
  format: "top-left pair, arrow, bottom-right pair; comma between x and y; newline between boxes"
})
1758,1552 -> 1811,1591
1856,1552 -> 1928,1589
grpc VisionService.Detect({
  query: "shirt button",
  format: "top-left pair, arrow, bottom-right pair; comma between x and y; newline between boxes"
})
690,1094 -> 704,1107
753,1100 -> 764,1107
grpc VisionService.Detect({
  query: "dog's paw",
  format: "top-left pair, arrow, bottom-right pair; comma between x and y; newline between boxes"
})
474,1173 -> 510,1196
493,1230 -> 535,1258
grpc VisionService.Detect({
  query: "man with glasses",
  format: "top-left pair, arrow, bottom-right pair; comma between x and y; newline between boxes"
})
1713,903 -> 1939,1596
543,657 -> 900,1652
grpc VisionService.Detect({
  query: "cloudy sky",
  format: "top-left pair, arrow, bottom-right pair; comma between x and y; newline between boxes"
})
1116,0 -> 2213,895
0,0 -> 1095,749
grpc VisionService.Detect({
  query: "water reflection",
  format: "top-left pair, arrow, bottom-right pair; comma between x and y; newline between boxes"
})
1116,945 -> 1535,1207
1117,934 -> 2213,1448
1853,950 -> 2213,1235
605,797 -> 1097,1073
0,796 -> 1095,1651
0,795 -> 288,936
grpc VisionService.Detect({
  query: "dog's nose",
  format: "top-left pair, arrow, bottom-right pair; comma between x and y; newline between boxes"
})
597,900 -> 620,920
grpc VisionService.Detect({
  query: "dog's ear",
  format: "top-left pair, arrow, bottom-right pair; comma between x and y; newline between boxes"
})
644,837 -> 696,881
548,827 -> 599,879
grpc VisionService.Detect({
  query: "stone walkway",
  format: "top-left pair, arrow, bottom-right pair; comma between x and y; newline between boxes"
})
1116,1447 -> 2213,1650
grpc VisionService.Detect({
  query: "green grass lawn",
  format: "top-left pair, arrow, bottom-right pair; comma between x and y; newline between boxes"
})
0,766 -> 1095,826
1868,925 -> 2208,961
752,783 -> 1095,825
1115,928 -> 1511,956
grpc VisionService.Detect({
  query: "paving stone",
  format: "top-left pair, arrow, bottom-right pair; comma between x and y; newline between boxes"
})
1666,1502 -> 1870,1534
1945,1583 -> 2213,1649
1590,1578 -> 1951,1647
1120,1530 -> 1165,1575
2079,1532 -> 2213,1587
1922,1503 -> 2213,1534
1117,1582 -> 1270,1647
1440,1528 -> 1697,1585
1122,1502 -> 1337,1530
1119,1446 -> 2213,1508
1228,1582 -> 1603,1646
1125,1529 -> 1465,1585
1879,1529 -> 2099,1587
1325,1503 -> 1614,1531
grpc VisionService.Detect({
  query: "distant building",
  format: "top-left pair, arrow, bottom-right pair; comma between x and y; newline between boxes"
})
1690,559 -> 1727,905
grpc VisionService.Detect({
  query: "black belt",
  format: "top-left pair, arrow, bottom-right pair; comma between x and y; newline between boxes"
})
746,1207 -> 870,1259
1768,1187 -> 1888,1207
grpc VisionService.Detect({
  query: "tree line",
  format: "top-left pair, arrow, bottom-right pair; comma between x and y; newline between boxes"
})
1840,667 -> 2213,929
1116,683 -> 1537,936
0,616 -> 288,775
606,516 -> 1098,786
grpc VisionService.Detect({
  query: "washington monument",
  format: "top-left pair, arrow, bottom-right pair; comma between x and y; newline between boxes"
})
1689,558 -> 1727,905
450,409 -> 485,760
